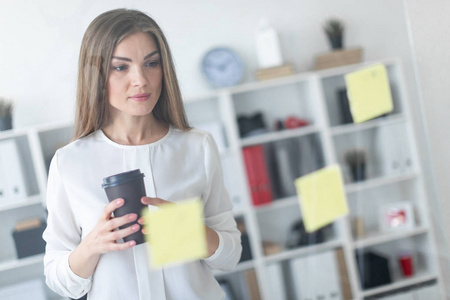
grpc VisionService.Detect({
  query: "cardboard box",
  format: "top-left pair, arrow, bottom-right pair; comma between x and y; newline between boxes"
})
12,218 -> 46,259
314,48 -> 363,70
255,64 -> 294,81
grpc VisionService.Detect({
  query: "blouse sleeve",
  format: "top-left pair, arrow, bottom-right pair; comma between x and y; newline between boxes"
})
201,133 -> 242,271
42,151 -> 92,298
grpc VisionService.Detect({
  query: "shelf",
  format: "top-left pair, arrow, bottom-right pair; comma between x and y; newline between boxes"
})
240,125 -> 320,147
345,172 -> 418,194
212,259 -> 255,276
264,239 -> 343,264
0,120 -> 73,140
185,58 -> 400,100
353,227 -> 428,249
227,72 -> 313,95
0,254 -> 44,272
316,58 -> 399,79
255,196 -> 298,213
0,195 -> 43,212
360,271 -> 438,298
331,114 -> 405,136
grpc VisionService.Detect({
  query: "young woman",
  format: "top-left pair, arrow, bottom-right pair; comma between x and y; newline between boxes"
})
43,8 -> 242,300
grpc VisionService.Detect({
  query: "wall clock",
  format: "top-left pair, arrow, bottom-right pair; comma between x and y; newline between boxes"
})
201,47 -> 244,88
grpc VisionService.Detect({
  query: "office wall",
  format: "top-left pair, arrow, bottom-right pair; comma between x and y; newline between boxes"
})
1,0 -> 416,126
404,0 -> 450,291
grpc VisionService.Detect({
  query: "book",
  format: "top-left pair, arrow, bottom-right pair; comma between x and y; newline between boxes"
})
242,145 -> 273,206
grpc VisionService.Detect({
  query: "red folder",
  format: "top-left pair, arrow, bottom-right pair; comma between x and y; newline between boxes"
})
242,145 -> 273,206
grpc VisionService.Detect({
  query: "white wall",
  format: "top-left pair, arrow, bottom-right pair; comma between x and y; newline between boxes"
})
1,0 -> 417,127
404,0 -> 450,292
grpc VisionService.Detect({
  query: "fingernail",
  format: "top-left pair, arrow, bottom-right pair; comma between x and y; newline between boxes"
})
116,199 -> 123,205
129,213 -> 137,220
132,224 -> 140,231
129,241 -> 136,246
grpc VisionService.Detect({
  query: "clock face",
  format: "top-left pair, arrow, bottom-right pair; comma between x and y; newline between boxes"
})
201,47 -> 244,88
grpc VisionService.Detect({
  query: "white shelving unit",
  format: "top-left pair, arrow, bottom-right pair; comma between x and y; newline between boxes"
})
184,58 -> 444,299
0,121 -> 72,299
0,58 -> 444,299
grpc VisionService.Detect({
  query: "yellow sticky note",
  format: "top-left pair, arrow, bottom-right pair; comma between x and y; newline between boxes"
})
295,165 -> 348,232
345,64 -> 393,123
142,199 -> 207,267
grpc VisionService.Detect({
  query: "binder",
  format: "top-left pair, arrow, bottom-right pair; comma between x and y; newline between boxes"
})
0,139 -> 27,206
242,145 -> 272,206
272,139 -> 297,197
289,251 -> 341,300
221,153 -> 246,212
266,263 -> 287,300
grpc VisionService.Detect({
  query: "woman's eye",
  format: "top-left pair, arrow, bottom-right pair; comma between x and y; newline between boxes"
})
112,65 -> 127,71
145,61 -> 160,68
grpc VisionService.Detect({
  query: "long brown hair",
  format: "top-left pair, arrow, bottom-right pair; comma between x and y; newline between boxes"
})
73,9 -> 190,140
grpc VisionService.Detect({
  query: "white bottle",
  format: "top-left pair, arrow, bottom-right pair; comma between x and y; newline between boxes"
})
256,18 -> 284,69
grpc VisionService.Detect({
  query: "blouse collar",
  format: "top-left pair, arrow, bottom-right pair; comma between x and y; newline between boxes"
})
96,126 -> 172,150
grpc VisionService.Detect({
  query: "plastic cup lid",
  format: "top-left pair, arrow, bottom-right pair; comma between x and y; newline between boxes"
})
102,169 -> 145,189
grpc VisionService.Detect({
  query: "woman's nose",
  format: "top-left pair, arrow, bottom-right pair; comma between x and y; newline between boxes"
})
130,67 -> 148,87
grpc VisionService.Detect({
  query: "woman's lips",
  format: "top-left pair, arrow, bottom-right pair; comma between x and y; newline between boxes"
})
130,93 -> 150,102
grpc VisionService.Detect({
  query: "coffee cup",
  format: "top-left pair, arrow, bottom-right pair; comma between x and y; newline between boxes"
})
102,169 -> 147,244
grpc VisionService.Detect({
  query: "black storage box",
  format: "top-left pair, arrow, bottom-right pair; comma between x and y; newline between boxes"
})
356,251 -> 392,289
13,221 -> 46,259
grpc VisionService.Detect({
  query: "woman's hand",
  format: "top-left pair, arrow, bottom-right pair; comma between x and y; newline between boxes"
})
68,198 -> 140,278
137,197 -> 171,232
138,197 -> 219,258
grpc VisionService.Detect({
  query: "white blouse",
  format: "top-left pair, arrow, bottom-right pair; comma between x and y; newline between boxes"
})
43,127 -> 242,300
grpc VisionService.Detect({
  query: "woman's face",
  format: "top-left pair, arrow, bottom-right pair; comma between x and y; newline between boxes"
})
107,32 -> 163,119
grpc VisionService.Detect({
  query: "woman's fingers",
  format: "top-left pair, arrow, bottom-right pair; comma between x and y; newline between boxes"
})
101,198 -> 124,221
106,213 -> 138,231
141,196 -> 170,206
106,223 -> 141,242
108,240 -> 136,252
